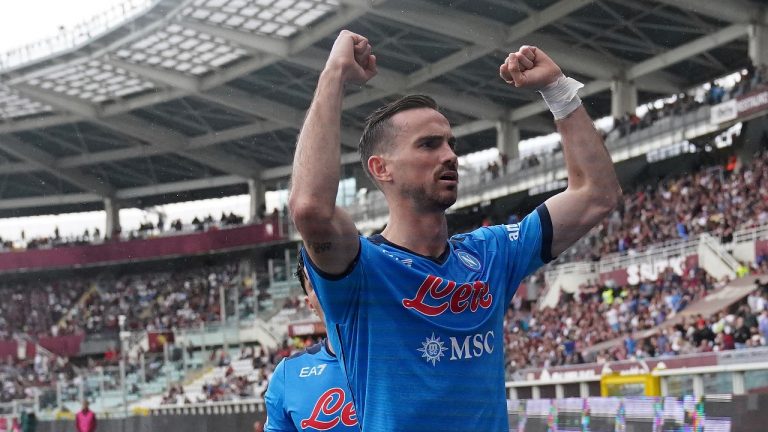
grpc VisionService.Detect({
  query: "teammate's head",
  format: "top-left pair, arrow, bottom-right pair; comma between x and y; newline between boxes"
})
360,94 -> 459,211
296,252 -> 326,325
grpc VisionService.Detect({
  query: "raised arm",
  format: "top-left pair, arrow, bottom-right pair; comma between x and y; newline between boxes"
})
500,46 -> 622,258
288,30 -> 377,274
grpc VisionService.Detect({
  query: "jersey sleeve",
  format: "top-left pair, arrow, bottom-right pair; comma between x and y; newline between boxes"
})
264,360 -> 297,432
484,204 -> 554,303
301,238 -> 366,325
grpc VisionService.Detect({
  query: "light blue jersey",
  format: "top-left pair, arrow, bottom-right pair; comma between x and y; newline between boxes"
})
265,340 -> 359,431
303,205 -> 554,431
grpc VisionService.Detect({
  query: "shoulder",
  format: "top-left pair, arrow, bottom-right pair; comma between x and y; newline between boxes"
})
284,341 -> 324,364
451,225 -> 510,246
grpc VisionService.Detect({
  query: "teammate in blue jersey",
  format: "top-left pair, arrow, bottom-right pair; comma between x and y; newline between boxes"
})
289,30 -> 621,431
264,255 -> 358,432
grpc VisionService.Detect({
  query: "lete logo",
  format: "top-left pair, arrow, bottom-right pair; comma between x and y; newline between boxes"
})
300,388 -> 357,430
402,275 -> 492,316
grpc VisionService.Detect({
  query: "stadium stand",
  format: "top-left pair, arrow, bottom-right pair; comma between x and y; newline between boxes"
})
504,269 -> 768,376
0,211 -> 247,252
562,150 -> 768,262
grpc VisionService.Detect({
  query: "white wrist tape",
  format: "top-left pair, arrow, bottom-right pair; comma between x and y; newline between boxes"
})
539,75 -> 584,120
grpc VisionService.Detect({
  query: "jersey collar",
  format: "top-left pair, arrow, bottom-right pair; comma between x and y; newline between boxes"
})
368,234 -> 451,265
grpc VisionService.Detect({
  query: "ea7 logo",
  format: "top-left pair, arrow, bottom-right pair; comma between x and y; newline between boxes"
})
449,331 -> 494,360
505,224 -> 519,241
299,364 -> 327,378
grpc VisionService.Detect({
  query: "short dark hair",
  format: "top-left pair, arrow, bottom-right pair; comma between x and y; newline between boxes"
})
296,250 -> 308,295
359,95 -> 439,181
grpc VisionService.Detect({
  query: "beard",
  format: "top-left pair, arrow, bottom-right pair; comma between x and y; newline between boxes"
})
400,183 -> 457,212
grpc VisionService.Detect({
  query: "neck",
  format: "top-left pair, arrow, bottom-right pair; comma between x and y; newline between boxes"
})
324,337 -> 335,355
381,197 -> 449,258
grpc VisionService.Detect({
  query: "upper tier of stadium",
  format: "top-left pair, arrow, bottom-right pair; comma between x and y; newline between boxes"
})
0,0 -> 764,222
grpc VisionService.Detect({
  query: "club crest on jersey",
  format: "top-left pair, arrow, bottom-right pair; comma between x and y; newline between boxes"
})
456,250 -> 482,271
417,333 -> 448,366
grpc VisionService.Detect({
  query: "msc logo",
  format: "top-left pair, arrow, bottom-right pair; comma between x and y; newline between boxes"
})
417,331 -> 495,365
449,331 -> 494,360
456,250 -> 482,272
505,224 -> 520,241
417,333 -> 448,366
299,364 -> 327,378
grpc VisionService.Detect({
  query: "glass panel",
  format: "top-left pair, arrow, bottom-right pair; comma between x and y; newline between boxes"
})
539,385 -> 556,399
563,383 -> 580,397
665,375 -> 694,397
605,381 -> 646,397
515,386 -> 532,400
588,381 -> 601,397
702,372 -> 732,394
745,370 -> 768,393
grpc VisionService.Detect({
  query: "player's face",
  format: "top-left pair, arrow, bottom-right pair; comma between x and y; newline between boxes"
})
387,108 -> 459,211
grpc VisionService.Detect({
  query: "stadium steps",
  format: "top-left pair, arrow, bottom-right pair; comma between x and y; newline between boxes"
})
541,262 -> 598,309
698,233 -> 740,279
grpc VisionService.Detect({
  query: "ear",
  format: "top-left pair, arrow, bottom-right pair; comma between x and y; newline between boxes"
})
304,296 -> 313,311
368,154 -> 392,183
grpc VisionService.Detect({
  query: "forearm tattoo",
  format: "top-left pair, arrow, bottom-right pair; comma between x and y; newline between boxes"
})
309,242 -> 332,253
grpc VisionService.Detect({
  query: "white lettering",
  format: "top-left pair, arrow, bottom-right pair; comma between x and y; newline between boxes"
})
449,331 -> 494,360
506,224 -> 519,241
626,256 -> 686,285
450,336 -> 472,360
737,91 -> 768,113
299,364 -> 327,377
484,331 -> 494,354
472,334 -> 484,357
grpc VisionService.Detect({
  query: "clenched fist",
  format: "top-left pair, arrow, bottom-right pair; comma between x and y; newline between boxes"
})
499,45 -> 562,90
325,30 -> 378,85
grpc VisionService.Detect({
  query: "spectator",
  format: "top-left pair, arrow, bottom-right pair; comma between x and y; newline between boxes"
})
732,316 -> 751,349
75,400 -> 96,432
20,411 -> 36,432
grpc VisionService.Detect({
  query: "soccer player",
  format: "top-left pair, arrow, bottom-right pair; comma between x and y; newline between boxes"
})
264,255 -> 358,431
289,30 -> 621,431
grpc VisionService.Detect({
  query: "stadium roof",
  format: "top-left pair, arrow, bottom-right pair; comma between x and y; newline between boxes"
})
0,0 -> 760,216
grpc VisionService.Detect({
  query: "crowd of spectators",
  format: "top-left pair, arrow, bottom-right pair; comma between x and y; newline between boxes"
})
0,211 -> 248,252
612,93 -> 699,138
503,263 -> 716,375
503,266 -> 768,379
707,64 -> 768,105
560,150 -> 768,262
67,263 -> 252,335
612,63 -> 767,138
0,261 -> 258,339
0,227 -> 102,252
158,334 -> 322,406
1,349 -> 78,404
0,279 -> 90,338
